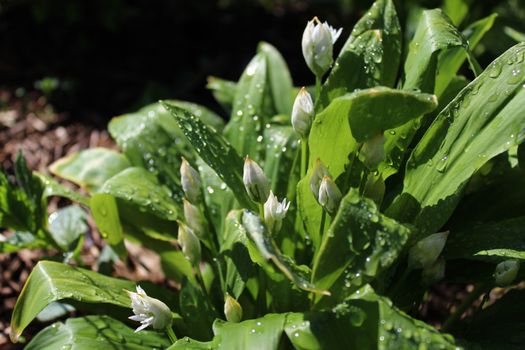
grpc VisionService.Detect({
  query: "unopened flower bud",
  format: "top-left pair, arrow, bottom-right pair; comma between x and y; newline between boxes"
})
292,87 -> 314,138
183,198 -> 206,239
361,133 -> 386,170
243,156 -> 270,203
309,158 -> 329,199
494,259 -> 520,287
178,222 -> 201,266
224,294 -> 243,323
264,191 -> 290,233
181,158 -> 202,204
408,232 -> 449,269
318,176 -> 342,215
302,17 -> 342,78
126,285 -> 172,332
422,258 -> 446,285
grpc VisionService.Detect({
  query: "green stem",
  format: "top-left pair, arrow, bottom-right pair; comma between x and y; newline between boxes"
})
442,282 -> 491,332
315,76 -> 322,102
195,268 -> 212,306
257,268 -> 267,315
313,209 -> 327,254
166,326 -> 178,343
300,138 -> 308,179
258,203 -> 265,220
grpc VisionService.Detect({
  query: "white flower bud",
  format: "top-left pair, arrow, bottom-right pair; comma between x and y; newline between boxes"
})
422,258 -> 446,285
243,156 -> 270,203
408,232 -> 449,269
264,191 -> 290,233
361,133 -> 386,170
318,176 -> 342,215
183,198 -> 206,239
494,259 -> 520,287
224,294 -> 243,323
302,17 -> 342,78
309,158 -> 329,199
178,222 -> 201,266
292,87 -> 314,138
126,285 -> 172,332
180,157 -> 202,204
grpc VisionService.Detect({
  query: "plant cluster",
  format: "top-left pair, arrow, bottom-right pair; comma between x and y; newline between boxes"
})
2,0 -> 525,349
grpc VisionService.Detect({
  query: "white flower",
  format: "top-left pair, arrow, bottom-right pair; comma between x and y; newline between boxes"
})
178,222 -> 201,266
309,158 -> 329,199
408,232 -> 449,269
318,176 -> 342,215
302,17 -> 342,78
127,285 -> 172,332
264,191 -> 291,233
361,133 -> 386,170
181,157 -> 202,204
292,87 -> 314,138
243,156 -> 270,203
494,259 -> 520,287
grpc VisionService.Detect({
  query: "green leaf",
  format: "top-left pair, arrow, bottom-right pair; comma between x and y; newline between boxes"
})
0,231 -> 49,253
442,0 -> 469,26
0,155 -> 47,238
297,87 -> 437,245
223,53 -> 268,159
10,260 -> 135,342
387,43 -> 525,234
206,76 -> 237,114
162,102 -> 256,211
444,217 -> 525,262
48,205 -> 88,251
312,189 -> 410,307
435,14 -> 497,97
49,148 -> 131,193
317,0 -> 402,111
242,211 -> 328,295
179,279 -> 217,341
101,167 -> 179,222
258,42 -> 293,116
25,315 -> 170,350
36,173 -> 89,206
90,193 -> 126,258
383,9 -> 469,179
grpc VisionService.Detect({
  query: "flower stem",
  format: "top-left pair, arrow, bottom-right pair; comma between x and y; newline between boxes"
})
258,203 -> 265,220
315,76 -> 322,102
300,138 -> 308,179
166,326 -> 178,343
441,282 -> 491,332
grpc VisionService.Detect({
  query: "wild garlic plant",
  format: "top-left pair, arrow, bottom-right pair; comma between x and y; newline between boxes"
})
4,0 -> 525,349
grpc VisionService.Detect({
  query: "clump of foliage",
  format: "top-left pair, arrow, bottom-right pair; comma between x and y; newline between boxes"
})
3,0 -> 525,349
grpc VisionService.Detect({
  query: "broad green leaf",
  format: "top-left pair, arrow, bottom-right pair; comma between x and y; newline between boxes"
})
162,102 -> 256,211
223,53 -> 268,159
90,193 -> 126,258
101,167 -> 179,222
242,211 -> 328,295
48,205 -> 88,251
25,315 -> 170,350
37,173 -> 89,206
444,217 -> 525,262
179,279 -> 217,341
36,302 -> 75,323
312,189 -> 410,307
11,260 -> 135,342
49,148 -> 131,193
262,125 -> 299,196
258,42 -> 293,115
197,158 -> 235,239
387,43 -> 525,234
0,231 -> 49,253
213,314 -> 286,350
442,0 -> 469,26
383,9 -> 468,179
317,0 -> 402,111
297,87 -> 436,246
435,14 -> 497,97
206,76 -> 237,113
